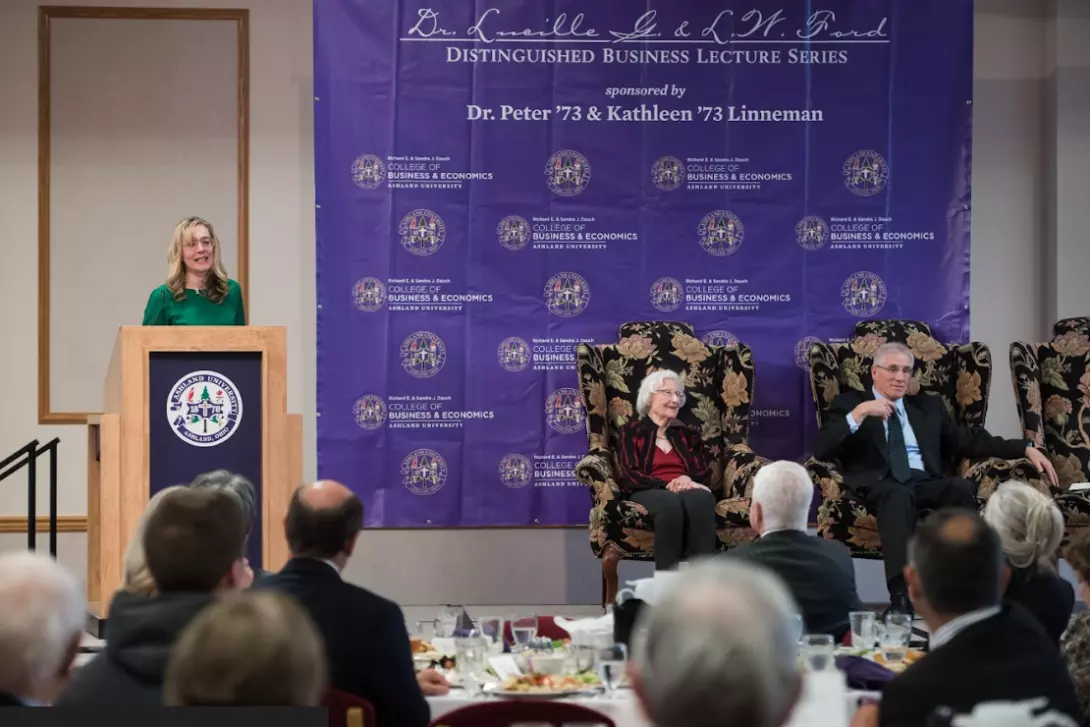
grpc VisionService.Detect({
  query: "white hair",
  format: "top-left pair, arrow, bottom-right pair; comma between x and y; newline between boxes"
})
873,342 -> 914,368
636,369 -> 684,416
632,559 -> 802,727
752,461 -> 813,533
0,551 -> 84,697
983,481 -> 1064,571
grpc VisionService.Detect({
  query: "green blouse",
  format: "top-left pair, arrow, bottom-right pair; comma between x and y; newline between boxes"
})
142,279 -> 246,326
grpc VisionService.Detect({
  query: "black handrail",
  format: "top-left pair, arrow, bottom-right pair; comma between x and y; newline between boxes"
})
0,438 -> 61,555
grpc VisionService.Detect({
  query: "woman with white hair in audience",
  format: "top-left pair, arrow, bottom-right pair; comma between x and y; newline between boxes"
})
615,369 -> 718,570
983,480 -> 1074,644
189,469 -> 264,580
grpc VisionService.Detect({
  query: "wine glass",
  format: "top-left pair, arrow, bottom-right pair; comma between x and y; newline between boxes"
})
801,634 -> 835,672
477,616 -> 505,655
510,615 -> 538,652
594,643 -> 627,697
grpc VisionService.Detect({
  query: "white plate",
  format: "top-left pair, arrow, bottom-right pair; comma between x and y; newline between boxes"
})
487,687 -> 597,700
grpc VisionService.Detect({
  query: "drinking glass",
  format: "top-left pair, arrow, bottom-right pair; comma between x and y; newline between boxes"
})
879,613 -> 912,664
801,634 -> 836,672
477,616 -> 505,655
454,629 -> 488,695
594,643 -> 627,697
437,606 -> 461,638
791,614 -> 804,646
510,615 -> 538,651
411,619 -> 437,641
849,611 -> 877,650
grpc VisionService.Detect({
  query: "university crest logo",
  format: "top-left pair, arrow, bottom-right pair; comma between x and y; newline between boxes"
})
400,331 -> 447,378
166,370 -> 243,447
651,156 -> 685,191
499,453 -> 532,489
841,272 -> 887,317
794,336 -> 823,369
546,387 -> 586,434
497,215 -> 530,251
352,277 -> 386,312
545,272 -> 590,318
497,336 -> 531,372
402,448 -> 447,496
351,154 -> 385,190
843,150 -> 889,197
546,150 -> 591,196
796,216 -> 829,251
353,394 -> 386,430
702,330 -> 739,348
399,209 -> 446,256
698,210 -> 744,256
650,277 -> 684,313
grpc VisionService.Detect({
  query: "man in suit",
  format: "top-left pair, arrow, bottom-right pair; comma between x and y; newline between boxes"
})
725,460 -> 864,641
813,342 -> 1057,614
850,509 -> 1079,727
256,481 -> 448,727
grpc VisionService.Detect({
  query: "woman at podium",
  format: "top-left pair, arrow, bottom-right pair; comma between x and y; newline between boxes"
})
142,216 -> 246,326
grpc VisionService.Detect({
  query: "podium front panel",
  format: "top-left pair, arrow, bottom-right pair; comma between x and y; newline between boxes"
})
148,351 -> 265,569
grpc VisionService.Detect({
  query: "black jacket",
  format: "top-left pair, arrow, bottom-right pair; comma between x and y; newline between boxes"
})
1005,566 -> 1075,646
879,603 -> 1080,727
813,390 -> 1026,492
255,557 -> 429,727
725,529 -> 863,640
56,590 -> 214,705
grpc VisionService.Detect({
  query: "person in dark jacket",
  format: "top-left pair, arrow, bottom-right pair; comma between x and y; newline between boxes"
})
256,480 -> 447,727
57,487 -> 249,705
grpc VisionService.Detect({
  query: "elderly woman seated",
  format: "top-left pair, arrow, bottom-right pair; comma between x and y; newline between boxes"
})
983,480 -> 1074,644
615,369 -> 718,570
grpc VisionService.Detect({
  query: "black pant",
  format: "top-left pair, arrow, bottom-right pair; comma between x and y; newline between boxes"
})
857,472 -> 977,594
627,487 -> 718,570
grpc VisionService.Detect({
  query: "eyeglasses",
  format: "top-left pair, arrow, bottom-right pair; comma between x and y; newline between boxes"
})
874,365 -> 913,376
654,389 -> 685,399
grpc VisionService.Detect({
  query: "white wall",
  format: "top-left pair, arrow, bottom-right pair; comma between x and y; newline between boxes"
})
1,0 -> 1087,608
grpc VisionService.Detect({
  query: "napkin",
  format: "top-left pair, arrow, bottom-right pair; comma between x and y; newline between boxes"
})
834,654 -> 897,691
552,613 -> 615,646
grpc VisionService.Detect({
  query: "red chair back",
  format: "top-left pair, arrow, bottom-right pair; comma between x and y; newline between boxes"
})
321,689 -> 376,727
430,700 -> 615,727
502,616 -> 570,644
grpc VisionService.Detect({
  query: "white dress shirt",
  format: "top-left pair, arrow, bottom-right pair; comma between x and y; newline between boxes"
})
928,605 -> 1001,650
846,386 -> 924,471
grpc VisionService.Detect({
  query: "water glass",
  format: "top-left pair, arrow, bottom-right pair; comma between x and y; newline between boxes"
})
437,606 -> 461,638
878,614 -> 912,664
454,630 -> 488,694
411,619 -> 437,641
510,615 -> 538,651
792,613 -> 804,645
594,643 -> 627,697
477,616 -> 505,654
801,634 -> 836,672
849,611 -> 877,650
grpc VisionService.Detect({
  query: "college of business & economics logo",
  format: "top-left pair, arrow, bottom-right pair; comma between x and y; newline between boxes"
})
499,453 -> 532,489
546,387 -> 586,434
352,277 -> 386,312
698,210 -> 744,256
166,370 -> 242,447
843,150 -> 889,197
796,216 -> 829,251
399,209 -> 446,256
399,331 -> 447,378
650,277 -> 684,313
841,271 -> 887,317
546,150 -> 591,196
794,336 -> 823,369
353,394 -> 386,430
545,272 -> 590,318
351,154 -> 385,190
702,330 -> 740,348
651,156 -> 685,191
497,215 -> 530,251
497,336 -> 531,372
402,448 -> 447,496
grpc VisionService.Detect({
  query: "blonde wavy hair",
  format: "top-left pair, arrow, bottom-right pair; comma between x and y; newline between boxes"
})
166,216 -> 230,303
122,485 -> 186,596
983,480 -> 1064,571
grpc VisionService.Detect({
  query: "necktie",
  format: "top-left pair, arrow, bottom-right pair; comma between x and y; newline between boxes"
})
886,408 -> 912,484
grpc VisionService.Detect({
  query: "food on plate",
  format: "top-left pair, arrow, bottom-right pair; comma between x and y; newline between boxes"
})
499,673 -> 597,693
873,649 -> 925,668
410,638 -> 435,654
429,655 -> 456,670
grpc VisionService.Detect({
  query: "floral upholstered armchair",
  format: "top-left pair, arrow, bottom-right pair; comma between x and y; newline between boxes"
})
806,319 -> 1044,559
575,321 -> 767,604
1010,317 -> 1090,542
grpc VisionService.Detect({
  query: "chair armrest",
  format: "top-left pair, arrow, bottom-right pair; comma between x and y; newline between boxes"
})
805,457 -> 847,501
959,455 -> 1056,501
723,443 -> 769,500
575,450 -> 621,503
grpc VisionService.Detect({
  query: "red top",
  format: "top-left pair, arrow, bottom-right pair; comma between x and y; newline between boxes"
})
651,445 -> 688,483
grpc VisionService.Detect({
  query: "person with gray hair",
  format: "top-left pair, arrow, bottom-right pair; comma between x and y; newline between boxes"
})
983,480 -> 1073,644
725,460 -> 863,640
0,551 -> 85,706
814,340 -> 1057,616
190,469 -> 265,581
631,559 -> 803,727
615,369 -> 718,570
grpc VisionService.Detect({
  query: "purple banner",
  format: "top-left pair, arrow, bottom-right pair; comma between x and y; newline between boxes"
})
314,0 -> 973,527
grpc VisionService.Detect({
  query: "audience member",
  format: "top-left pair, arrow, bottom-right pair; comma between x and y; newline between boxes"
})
0,552 -> 84,706
58,487 -> 249,704
164,590 -> 326,706
983,480 -> 1073,644
858,509 -> 1079,727
725,460 -> 863,641
120,485 -> 185,596
255,480 -> 446,727
630,559 -> 803,727
1060,529 -> 1090,722
189,469 -> 264,581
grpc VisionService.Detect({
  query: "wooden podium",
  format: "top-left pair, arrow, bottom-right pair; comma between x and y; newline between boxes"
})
86,326 -> 302,615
